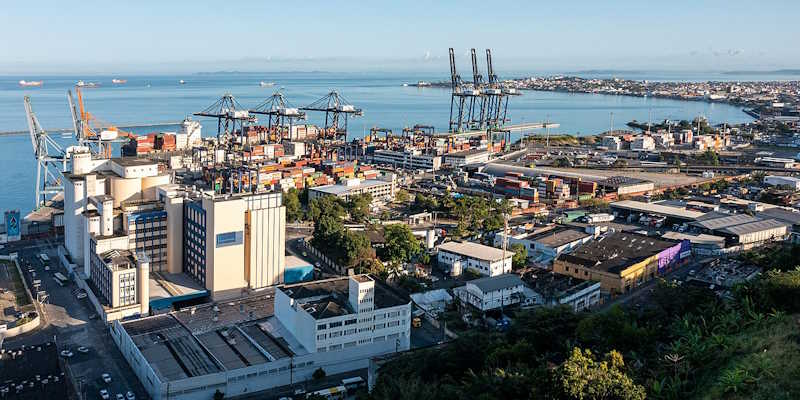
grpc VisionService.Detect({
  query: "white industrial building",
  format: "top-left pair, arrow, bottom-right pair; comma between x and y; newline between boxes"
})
443,149 -> 490,167
437,241 -> 513,277
493,227 -> 593,260
631,136 -> 655,151
87,249 -> 150,320
112,275 -> 410,400
453,274 -> 526,311
308,177 -> 395,204
372,148 -> 442,171
764,175 -> 800,190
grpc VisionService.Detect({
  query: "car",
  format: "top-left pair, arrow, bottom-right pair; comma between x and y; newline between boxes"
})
314,261 -> 321,268
99,389 -> 110,400
76,346 -> 90,354
44,266 -> 50,271
76,292 -> 88,299
294,388 -> 307,396
59,350 -> 73,358
116,394 -> 124,400
125,391 -> 136,400
101,373 -> 112,384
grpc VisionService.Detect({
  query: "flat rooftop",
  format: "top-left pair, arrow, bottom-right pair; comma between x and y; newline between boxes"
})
557,232 -> 680,274
527,227 -> 591,248
438,241 -> 513,262
310,179 -> 391,195
611,200 -> 706,221
484,162 -> 703,188
112,157 -> 159,167
282,276 -> 409,320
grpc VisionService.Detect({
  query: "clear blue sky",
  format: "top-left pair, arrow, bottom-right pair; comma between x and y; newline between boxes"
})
2,0 -> 799,74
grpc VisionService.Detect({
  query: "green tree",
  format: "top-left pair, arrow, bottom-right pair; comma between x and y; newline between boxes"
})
395,189 -> 410,203
347,193 -> 373,222
213,389 -> 225,400
339,230 -> 373,267
382,224 -> 421,264
312,367 -> 327,380
284,187 -> 303,222
413,194 -> 439,212
309,195 -> 345,221
553,157 -> 572,168
555,348 -> 646,400
510,243 -> 528,269
698,149 -> 720,166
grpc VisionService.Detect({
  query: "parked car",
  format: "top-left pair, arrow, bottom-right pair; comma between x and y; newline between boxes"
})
59,350 -> 73,358
99,389 -> 110,400
101,373 -> 112,384
126,391 -> 136,400
116,394 -> 124,400
76,346 -> 90,354
76,292 -> 88,300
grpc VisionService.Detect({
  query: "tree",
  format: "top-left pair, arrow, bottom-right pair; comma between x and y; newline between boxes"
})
284,187 -> 303,222
213,389 -> 225,400
698,149 -> 720,166
413,194 -> 439,212
510,243 -> 528,269
395,189 -> 410,203
553,157 -> 572,168
382,224 -> 421,264
312,367 -> 327,380
309,195 -> 345,221
555,348 -> 646,400
340,230 -> 373,267
347,193 -> 373,222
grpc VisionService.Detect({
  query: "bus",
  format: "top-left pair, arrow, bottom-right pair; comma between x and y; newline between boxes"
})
39,253 -> 50,263
306,385 -> 346,400
341,376 -> 365,393
53,272 -> 68,286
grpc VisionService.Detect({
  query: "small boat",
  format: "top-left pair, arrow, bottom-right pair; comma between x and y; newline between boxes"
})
76,80 -> 99,88
259,81 -> 275,87
179,79 -> 186,84
112,79 -> 127,84
416,81 -> 432,87
19,80 -> 43,87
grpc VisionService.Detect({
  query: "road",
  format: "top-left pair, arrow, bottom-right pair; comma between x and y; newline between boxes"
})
2,239 -> 150,400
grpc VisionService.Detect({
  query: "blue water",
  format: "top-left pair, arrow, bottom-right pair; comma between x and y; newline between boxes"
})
0,71 -> 755,215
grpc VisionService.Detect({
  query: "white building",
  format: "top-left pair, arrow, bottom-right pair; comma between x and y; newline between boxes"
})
453,274 -> 526,311
372,148 -> 442,171
764,175 -> 800,190
631,136 -> 655,151
308,177 -> 395,204
493,227 -> 593,260
443,150 -> 490,167
87,249 -> 150,321
601,136 -> 621,151
437,241 -> 513,277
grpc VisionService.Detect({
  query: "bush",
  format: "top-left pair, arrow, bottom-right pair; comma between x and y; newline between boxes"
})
312,367 -> 326,380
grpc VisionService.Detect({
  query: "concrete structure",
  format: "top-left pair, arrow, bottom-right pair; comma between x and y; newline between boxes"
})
453,274 -> 526,311
112,276 -> 410,400
526,272 -> 602,312
308,177 -> 395,204
372,149 -> 442,171
764,175 -> 800,190
601,136 -> 621,151
443,149 -> 490,167
631,135 -> 655,151
599,176 -> 655,195
691,213 -> 788,247
86,249 -> 150,321
437,241 -> 513,277
554,232 -> 690,295
183,192 -> 286,299
494,227 -> 592,260
611,199 -> 705,222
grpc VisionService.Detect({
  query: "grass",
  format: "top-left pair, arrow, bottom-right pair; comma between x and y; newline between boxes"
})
696,314 -> 800,400
2,260 -> 31,307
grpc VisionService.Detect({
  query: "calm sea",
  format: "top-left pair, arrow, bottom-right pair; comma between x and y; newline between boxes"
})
0,71 -> 760,215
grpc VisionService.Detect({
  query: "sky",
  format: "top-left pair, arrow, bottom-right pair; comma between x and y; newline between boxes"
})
2,0 -> 799,75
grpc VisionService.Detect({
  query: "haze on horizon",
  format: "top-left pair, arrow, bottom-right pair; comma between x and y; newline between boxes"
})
2,0 -> 799,75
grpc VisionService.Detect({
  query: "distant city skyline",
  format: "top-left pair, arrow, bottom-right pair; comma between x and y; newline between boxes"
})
2,0 -> 800,75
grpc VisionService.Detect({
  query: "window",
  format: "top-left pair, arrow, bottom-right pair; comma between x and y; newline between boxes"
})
317,334 -> 327,340
329,321 -> 342,328
345,328 -> 357,335
344,318 -> 357,326
330,331 -> 342,338
317,324 -> 326,330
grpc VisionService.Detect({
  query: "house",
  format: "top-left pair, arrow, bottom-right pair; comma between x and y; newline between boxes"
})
453,274 -> 526,311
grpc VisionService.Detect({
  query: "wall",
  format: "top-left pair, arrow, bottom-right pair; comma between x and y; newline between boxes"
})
204,197 -> 247,300
244,193 -> 285,288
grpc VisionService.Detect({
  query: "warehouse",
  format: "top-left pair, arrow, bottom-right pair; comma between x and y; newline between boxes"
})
308,177 -> 395,203
494,227 -> 593,261
437,241 -> 513,277
610,200 -> 706,223
553,232 -> 690,295
691,214 -> 788,247
443,149 -> 490,167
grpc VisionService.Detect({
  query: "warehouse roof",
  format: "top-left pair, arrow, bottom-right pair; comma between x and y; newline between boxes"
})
610,200 -> 705,220
757,207 -> 800,226
468,274 -> 525,294
719,219 -> 788,236
439,241 -> 513,262
557,232 -> 681,274
309,179 -> 391,195
527,227 -> 591,248
691,214 -> 759,230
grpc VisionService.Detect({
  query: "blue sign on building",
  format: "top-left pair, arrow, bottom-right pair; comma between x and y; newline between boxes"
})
216,231 -> 243,248
5,210 -> 21,241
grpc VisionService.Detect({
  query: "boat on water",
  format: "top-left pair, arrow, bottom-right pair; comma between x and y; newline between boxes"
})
112,79 -> 127,84
18,80 -> 43,87
260,81 -> 275,87
76,80 -> 100,88
179,79 -> 186,84
416,81 -> 432,87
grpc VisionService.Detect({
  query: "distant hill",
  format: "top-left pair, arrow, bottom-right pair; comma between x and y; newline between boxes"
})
722,69 -> 800,75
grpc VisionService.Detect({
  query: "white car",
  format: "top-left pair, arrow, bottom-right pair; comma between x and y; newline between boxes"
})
76,292 -> 88,300
101,373 -> 112,384
76,346 -> 90,354
126,391 -> 136,400
116,394 -> 124,400
59,350 -> 73,358
99,389 -> 110,400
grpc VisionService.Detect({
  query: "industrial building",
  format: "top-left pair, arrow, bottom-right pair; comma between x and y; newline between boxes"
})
764,175 -> 800,190
525,272 -> 603,312
453,274 -> 526,311
437,241 -> 513,277
610,199 -> 706,223
371,148 -> 442,171
690,213 -> 788,247
494,226 -> 593,261
553,232 -> 690,295
87,249 -> 150,319
308,177 -> 395,203
112,275 -> 410,400
443,149 -> 490,167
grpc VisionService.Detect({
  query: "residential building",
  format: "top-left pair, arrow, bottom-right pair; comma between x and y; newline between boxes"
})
437,241 -> 513,277
308,177 -> 395,204
453,274 -> 526,311
631,136 -> 655,151
525,272 -> 602,312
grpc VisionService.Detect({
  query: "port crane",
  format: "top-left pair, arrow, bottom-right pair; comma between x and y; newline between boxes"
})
448,48 -> 469,133
484,49 -> 520,127
249,91 -> 307,139
68,87 -> 136,158
300,91 -> 363,141
468,48 -> 487,129
194,93 -> 256,140
25,96 -> 67,209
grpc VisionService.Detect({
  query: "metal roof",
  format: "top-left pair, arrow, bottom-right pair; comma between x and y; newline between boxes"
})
439,241 -> 513,262
719,219 -> 788,236
611,200 -> 705,220
691,214 -> 759,230
468,274 -> 524,293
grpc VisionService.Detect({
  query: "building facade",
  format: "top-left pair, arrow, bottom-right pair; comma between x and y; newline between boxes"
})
437,241 -> 513,277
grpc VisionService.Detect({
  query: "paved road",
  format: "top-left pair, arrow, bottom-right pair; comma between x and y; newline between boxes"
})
3,240 -> 150,400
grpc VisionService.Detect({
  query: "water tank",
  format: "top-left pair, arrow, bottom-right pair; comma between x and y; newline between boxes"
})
71,151 -> 92,175
110,176 -> 142,207
100,130 -> 118,141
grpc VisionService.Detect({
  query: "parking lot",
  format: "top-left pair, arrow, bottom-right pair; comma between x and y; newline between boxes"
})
2,239 -> 150,400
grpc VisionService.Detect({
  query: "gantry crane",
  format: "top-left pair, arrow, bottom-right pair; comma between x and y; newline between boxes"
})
300,91 -> 362,141
25,96 -> 67,209
68,87 -> 136,158
484,49 -> 520,127
249,91 -> 307,138
468,48 -> 487,129
448,48 -> 483,133
194,93 -> 256,140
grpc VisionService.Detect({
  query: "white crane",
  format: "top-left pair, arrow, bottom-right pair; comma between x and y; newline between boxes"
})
25,96 -> 67,209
